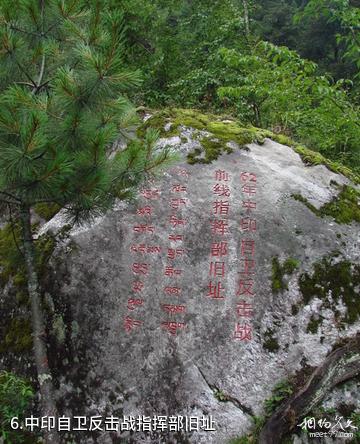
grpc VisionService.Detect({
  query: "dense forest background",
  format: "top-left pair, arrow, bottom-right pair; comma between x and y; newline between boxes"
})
112,0 -> 360,171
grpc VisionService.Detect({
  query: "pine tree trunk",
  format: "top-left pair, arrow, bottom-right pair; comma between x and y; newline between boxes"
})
20,205 -> 60,444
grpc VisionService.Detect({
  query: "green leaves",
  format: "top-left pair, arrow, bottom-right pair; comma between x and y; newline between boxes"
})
294,0 -> 360,75
217,38 -> 360,169
0,370 -> 33,442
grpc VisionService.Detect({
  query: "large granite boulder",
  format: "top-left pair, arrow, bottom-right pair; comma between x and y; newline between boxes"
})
38,110 -> 360,443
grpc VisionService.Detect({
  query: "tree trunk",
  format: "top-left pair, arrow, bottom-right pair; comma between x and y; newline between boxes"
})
242,0 -> 250,38
20,205 -> 60,444
259,334 -> 360,444
252,103 -> 261,127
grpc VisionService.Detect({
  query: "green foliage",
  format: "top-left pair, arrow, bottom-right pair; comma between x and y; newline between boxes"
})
100,0 -> 360,175
110,0 -> 250,108
214,389 -> 228,402
295,0 -> 360,75
0,371 -> 34,442
350,411 -> 360,440
264,380 -> 293,416
253,0 -> 300,49
218,41 -> 360,170
112,127 -> 175,199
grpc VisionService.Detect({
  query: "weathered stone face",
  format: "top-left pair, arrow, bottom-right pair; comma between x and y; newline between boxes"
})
42,130 -> 360,443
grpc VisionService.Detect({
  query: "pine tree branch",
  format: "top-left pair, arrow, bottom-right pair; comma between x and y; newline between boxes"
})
44,0 -> 85,36
8,24 -> 42,38
33,54 -> 46,95
30,165 -> 60,185
32,0 -> 46,95
37,79 -> 51,91
15,81 -> 36,88
0,197 -> 19,205
0,191 -> 21,203
31,150 -> 47,161
13,58 -> 37,88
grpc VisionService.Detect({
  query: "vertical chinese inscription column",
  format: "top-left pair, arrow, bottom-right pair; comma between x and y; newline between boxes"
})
207,169 -> 231,301
234,172 -> 257,341
161,168 -> 190,335
124,187 -> 160,333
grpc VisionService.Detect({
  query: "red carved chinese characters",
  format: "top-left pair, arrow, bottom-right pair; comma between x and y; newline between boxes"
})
233,323 -> 252,341
207,281 -> 225,299
207,170 -> 232,300
161,167 -> 191,335
125,185 -> 160,332
234,171 -> 258,341
124,316 -> 143,332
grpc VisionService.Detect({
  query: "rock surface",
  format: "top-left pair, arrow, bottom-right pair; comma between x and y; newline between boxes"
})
40,121 -> 360,443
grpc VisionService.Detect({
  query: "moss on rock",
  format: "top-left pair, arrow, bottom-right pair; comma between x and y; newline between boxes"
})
320,185 -> 360,224
263,329 -> 280,352
307,315 -> 322,334
293,185 -> 360,224
268,134 -> 360,184
138,108 -> 360,183
0,223 -> 24,287
271,256 -> 299,293
283,258 -> 300,274
187,137 -> 233,164
299,257 -> 360,326
0,318 -> 32,353
292,145 -> 360,185
138,108 -> 271,164
34,202 -> 61,221
291,304 -> 299,316
0,223 -> 57,290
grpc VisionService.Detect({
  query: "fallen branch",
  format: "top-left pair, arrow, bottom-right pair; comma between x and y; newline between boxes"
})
259,334 -> 360,444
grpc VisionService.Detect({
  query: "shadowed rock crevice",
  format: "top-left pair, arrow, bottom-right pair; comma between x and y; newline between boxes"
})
195,365 -> 255,417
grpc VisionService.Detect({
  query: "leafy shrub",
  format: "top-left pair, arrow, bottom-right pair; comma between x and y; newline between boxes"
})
0,371 -> 34,442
